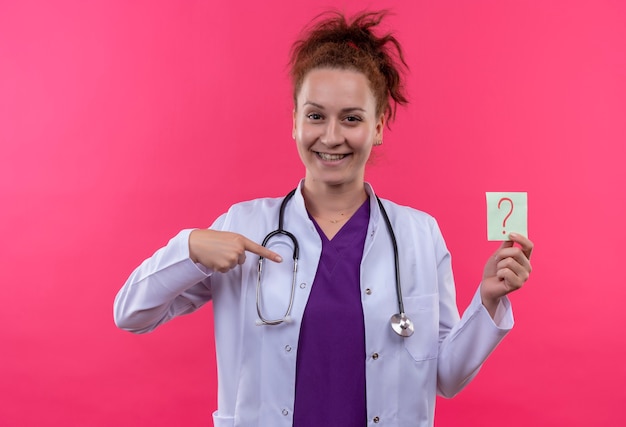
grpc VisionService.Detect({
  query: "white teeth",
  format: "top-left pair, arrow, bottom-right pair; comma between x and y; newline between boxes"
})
317,152 -> 346,161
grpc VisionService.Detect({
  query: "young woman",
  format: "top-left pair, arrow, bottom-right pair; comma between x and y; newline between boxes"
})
114,10 -> 533,427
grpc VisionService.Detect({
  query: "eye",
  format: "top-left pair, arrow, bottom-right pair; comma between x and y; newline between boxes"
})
344,115 -> 362,123
307,113 -> 323,121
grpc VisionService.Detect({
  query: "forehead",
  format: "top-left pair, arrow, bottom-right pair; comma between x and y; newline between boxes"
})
297,68 -> 376,109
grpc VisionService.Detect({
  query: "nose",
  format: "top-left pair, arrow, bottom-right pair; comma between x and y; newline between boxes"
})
320,119 -> 344,147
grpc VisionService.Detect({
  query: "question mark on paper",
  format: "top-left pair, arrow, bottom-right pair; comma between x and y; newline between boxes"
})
497,197 -> 514,235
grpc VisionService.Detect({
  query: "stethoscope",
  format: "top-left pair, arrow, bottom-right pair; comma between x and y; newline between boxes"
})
256,189 -> 414,337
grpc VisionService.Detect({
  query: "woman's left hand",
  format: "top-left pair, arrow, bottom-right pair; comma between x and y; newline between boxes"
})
480,233 -> 534,318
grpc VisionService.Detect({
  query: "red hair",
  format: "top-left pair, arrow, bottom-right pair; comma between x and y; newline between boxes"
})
289,10 -> 409,124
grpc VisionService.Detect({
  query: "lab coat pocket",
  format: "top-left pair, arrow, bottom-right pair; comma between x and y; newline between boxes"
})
402,294 -> 439,362
212,411 -> 234,427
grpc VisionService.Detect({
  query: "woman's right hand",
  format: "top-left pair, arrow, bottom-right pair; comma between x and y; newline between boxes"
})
189,229 -> 282,273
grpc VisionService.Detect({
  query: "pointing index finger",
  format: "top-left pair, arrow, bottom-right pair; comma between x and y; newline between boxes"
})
243,237 -> 283,263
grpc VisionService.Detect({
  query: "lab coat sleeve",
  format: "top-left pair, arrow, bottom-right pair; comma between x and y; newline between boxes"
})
114,215 -> 226,334
432,220 -> 514,398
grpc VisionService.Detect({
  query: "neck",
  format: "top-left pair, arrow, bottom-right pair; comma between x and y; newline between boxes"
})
301,179 -> 368,221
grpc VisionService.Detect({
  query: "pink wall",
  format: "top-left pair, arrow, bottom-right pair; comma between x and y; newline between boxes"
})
1,0 -> 625,425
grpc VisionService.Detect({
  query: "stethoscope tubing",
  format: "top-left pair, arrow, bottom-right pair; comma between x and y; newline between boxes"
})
375,196 -> 406,316
256,189 -> 412,337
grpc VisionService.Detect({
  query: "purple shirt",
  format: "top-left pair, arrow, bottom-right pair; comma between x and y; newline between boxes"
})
293,199 -> 370,426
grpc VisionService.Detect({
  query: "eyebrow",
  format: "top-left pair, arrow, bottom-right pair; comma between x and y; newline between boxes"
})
303,101 -> 367,113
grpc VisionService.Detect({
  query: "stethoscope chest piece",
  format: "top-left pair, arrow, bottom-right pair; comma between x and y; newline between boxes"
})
390,313 -> 414,337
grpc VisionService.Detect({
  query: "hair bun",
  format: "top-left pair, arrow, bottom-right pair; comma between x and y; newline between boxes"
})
290,10 -> 409,125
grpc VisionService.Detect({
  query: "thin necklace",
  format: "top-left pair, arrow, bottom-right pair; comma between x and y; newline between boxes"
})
304,190 -> 366,224
326,214 -> 348,224
311,205 -> 362,224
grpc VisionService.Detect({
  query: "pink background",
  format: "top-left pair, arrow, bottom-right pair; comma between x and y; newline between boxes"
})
1,0 -> 625,425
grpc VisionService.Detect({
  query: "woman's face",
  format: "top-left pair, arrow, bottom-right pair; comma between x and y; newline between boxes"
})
292,68 -> 384,191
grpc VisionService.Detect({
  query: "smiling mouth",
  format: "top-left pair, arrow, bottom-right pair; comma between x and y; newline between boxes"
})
315,152 -> 348,161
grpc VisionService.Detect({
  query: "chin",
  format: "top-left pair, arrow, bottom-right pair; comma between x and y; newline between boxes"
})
312,175 -> 359,188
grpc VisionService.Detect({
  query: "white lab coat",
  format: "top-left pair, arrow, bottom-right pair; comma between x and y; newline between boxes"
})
114,181 -> 513,427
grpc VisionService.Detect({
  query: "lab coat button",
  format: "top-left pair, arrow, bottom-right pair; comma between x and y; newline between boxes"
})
299,282 -> 306,289
365,288 -> 372,295
372,353 -> 379,360
282,409 -> 289,416
373,416 -> 380,423
285,345 -> 292,352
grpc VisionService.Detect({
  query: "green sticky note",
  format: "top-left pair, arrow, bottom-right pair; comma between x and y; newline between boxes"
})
486,192 -> 528,241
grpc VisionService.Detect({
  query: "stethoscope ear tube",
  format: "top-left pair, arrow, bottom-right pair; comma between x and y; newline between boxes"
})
256,254 -> 298,326
256,191 -> 299,326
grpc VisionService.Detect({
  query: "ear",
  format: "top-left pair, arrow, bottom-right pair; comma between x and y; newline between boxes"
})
292,109 -> 297,140
375,113 -> 385,141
